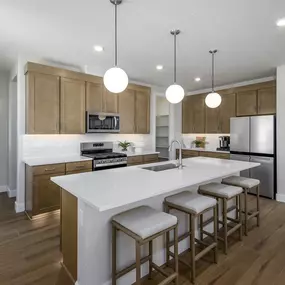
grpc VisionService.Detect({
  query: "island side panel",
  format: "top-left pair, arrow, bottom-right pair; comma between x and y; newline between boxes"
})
61,188 -> 78,282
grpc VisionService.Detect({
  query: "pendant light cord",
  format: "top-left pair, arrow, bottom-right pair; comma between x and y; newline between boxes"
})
174,32 -> 177,84
211,51 -> 214,92
114,2 -> 118,67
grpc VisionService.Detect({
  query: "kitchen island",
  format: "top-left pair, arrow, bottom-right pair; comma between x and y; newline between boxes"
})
52,157 -> 259,285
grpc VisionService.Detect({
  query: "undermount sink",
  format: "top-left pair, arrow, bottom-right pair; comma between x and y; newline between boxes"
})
142,163 -> 180,172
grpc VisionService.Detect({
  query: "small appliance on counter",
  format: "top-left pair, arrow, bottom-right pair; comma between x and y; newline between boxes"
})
81,142 -> 127,171
217,136 -> 230,151
86,112 -> 120,133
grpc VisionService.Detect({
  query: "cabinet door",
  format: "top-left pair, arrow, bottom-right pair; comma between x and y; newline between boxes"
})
193,95 -> 206,133
220,93 -> 236,133
135,90 -> 150,134
26,72 -> 60,134
236,90 -> 257,116
60,78 -> 86,134
103,88 -> 118,113
205,106 -> 219,133
258,87 -> 276,115
86,82 -> 103,112
33,174 -> 63,215
182,96 -> 194,133
118,89 -> 135,133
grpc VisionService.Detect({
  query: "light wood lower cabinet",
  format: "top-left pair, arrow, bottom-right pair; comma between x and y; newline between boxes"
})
25,161 -> 92,218
127,154 -> 159,166
60,78 -> 86,134
176,149 -> 230,160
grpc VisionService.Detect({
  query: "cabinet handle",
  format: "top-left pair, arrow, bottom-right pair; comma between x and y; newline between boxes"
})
75,165 -> 85,169
45,168 -> 56,172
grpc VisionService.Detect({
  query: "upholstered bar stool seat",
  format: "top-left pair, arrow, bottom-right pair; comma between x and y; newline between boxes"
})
112,206 -> 179,285
164,191 -> 218,284
198,182 -> 243,255
222,176 -> 260,236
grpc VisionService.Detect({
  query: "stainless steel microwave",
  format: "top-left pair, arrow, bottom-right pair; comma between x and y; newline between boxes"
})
86,112 -> 120,133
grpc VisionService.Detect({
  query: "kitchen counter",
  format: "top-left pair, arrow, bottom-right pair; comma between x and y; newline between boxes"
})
182,148 -> 230,154
52,157 -> 258,212
23,155 -> 93,166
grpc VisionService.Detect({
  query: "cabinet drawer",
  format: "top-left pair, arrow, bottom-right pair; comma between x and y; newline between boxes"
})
200,152 -> 230,159
66,161 -> 92,172
66,169 -> 93,175
143,154 -> 159,163
128,156 -> 143,165
33,163 -> 66,176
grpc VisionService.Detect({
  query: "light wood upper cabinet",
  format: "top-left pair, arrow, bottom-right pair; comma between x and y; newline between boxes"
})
205,106 -> 219,133
236,90 -> 257,116
118,89 -> 136,133
26,72 -> 60,134
135,90 -> 150,134
60,78 -> 86,134
86,81 -> 103,112
258,87 -> 276,115
103,88 -> 118,113
219,93 -> 236,133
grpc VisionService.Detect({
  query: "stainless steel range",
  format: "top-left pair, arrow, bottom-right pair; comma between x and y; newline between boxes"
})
81,142 -> 127,171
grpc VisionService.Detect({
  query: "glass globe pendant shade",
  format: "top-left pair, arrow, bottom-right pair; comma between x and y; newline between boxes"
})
166,84 -> 185,104
103,67 -> 129,93
205,92 -> 222,108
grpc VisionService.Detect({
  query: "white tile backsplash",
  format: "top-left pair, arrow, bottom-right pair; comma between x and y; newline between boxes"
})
182,134 -> 230,150
22,134 -> 153,158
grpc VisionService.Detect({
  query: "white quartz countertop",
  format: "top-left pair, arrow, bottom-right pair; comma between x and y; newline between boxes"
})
51,157 -> 259,212
23,155 -> 93,166
182,148 -> 230,154
119,151 -> 160,157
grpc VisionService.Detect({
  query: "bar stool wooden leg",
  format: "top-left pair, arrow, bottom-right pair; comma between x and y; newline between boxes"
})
136,241 -> 141,285
199,214 -> 203,241
213,205 -> 218,264
190,214 -> 196,284
174,226 -> 179,285
257,185 -> 260,227
216,198 -> 220,230
235,196 -> 239,220
238,195 -> 243,241
148,240 -> 153,279
244,189 -> 248,236
164,204 -> 170,266
112,226 -> 117,285
223,198 -> 228,255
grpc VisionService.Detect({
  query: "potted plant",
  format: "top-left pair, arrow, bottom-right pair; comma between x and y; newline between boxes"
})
192,137 -> 208,148
118,141 -> 131,151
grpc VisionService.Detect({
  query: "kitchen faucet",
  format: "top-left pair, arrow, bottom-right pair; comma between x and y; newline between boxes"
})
169,139 -> 183,169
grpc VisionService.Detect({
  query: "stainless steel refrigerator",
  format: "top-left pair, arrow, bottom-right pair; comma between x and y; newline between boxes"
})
230,115 -> 276,199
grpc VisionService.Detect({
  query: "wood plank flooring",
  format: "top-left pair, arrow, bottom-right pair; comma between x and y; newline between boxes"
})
1,193 -> 285,285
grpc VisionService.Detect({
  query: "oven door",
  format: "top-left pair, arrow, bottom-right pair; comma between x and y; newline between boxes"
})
86,112 -> 120,133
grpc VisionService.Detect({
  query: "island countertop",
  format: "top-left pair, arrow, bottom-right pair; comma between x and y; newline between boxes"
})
51,157 -> 259,212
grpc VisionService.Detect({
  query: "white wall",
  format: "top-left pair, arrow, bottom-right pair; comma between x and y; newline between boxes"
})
8,80 -> 17,197
156,97 -> 169,116
276,65 -> 285,202
0,73 -> 9,192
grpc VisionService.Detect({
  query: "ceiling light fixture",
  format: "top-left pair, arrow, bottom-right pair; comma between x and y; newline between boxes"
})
205,50 -> 222,108
195,77 -> 201,82
165,29 -> 185,104
94,45 -> 104,52
103,0 -> 128,93
276,18 -> 285,27
156,65 -> 164,70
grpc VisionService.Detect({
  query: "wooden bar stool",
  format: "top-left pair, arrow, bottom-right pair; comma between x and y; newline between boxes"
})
111,206 -> 179,285
198,182 -> 243,255
164,191 -> 218,284
222,176 -> 260,236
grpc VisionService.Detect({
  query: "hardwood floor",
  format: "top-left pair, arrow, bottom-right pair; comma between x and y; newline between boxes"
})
1,192 -> 285,285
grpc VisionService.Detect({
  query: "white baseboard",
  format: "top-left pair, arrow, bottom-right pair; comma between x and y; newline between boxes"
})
276,193 -> 285,203
15,201 -> 25,213
0,185 -> 7,193
7,187 -> 17,198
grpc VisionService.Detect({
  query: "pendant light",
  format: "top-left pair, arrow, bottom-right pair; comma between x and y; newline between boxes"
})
205,50 -> 222,108
166,29 -> 185,104
103,0 -> 128,93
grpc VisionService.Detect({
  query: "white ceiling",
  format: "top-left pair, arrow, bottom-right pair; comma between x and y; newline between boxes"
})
0,0 -> 285,91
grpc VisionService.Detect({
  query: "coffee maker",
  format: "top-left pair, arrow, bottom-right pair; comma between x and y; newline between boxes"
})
217,136 -> 230,151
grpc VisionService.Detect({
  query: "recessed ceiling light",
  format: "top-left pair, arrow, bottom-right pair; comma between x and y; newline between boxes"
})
195,77 -> 201,82
156,65 -> 164,70
94,45 -> 104,52
276,18 -> 285,27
